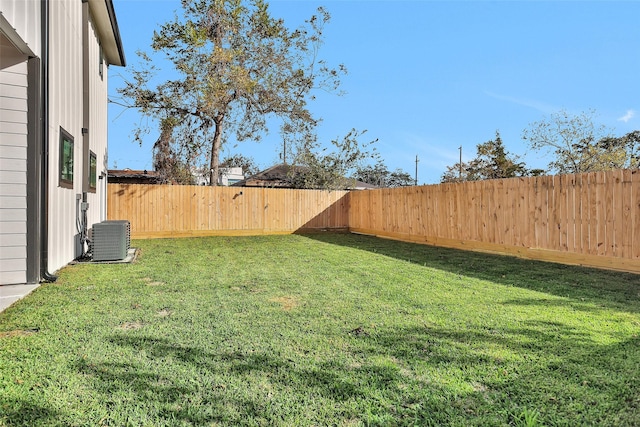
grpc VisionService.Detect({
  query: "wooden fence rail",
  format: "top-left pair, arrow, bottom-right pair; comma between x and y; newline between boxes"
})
108,169 -> 640,273
349,169 -> 640,273
107,184 -> 349,239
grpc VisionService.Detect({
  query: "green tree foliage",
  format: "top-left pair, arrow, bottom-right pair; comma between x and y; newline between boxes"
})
152,117 -> 195,184
441,131 -> 539,183
587,130 -> 640,171
220,153 -> 259,177
522,110 -> 639,173
353,161 -> 414,187
117,0 -> 345,185
288,129 -> 378,190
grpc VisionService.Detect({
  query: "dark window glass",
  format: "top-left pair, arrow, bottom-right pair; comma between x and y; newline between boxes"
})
59,128 -> 74,188
89,151 -> 97,191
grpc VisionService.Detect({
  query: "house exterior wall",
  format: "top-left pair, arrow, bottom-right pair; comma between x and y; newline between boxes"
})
46,0 -> 111,272
220,167 -> 244,186
86,17 -> 109,225
0,55 -> 28,284
1,0 -> 122,284
0,0 -> 42,56
46,0 -> 84,272
0,0 -> 40,285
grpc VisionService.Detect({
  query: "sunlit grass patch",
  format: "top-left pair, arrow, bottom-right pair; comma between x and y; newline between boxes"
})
1,234 -> 638,426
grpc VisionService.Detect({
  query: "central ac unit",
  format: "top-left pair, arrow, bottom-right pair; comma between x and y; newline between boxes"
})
91,220 -> 131,261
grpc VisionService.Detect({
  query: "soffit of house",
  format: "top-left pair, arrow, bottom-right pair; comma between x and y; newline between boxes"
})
88,0 -> 125,66
0,12 -> 35,58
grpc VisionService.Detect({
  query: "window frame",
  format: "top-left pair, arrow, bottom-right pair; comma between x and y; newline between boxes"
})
59,127 -> 74,189
98,45 -> 104,80
89,150 -> 97,192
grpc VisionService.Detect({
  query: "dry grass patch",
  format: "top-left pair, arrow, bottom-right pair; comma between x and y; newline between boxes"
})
0,329 -> 38,338
269,296 -> 299,310
142,277 -> 164,286
116,321 -> 144,330
157,308 -> 172,317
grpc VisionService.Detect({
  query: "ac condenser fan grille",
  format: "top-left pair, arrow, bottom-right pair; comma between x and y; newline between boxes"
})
91,220 -> 130,261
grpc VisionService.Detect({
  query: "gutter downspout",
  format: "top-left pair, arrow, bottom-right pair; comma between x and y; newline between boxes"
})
40,0 -> 57,282
79,0 -> 91,258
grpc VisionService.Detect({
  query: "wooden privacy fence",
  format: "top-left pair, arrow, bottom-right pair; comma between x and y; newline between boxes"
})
349,169 -> 640,273
107,184 -> 349,239
108,169 -> 640,273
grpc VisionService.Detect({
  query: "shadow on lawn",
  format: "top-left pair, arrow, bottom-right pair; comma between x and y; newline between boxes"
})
0,398 -> 61,426
75,334 -> 406,425
76,333 -> 467,425
358,323 -> 640,425
302,233 -> 640,313
71,324 -> 639,426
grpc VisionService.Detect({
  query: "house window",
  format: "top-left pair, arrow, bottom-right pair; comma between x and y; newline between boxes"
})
99,46 -> 104,80
89,151 -> 97,192
59,128 -> 74,189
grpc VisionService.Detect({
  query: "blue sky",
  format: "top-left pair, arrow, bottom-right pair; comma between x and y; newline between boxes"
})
108,0 -> 640,184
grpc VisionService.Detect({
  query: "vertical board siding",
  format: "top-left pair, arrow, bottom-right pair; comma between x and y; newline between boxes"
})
46,0 -> 85,273
349,170 -> 640,273
0,0 -> 42,56
46,0 -> 111,271
107,184 -> 350,238
87,17 -> 110,226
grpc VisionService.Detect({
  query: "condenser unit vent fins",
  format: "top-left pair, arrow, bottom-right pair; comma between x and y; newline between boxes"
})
92,220 -> 131,261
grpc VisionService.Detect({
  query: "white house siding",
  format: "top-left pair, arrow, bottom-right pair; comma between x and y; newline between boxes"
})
0,0 -> 39,285
45,1 -> 112,272
46,0 -> 83,273
0,58 -> 28,285
0,0 -> 42,56
86,17 -> 109,226
1,0 -> 121,281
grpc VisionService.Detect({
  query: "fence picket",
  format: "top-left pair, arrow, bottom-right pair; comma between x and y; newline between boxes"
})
108,170 -> 640,272
633,170 -> 640,259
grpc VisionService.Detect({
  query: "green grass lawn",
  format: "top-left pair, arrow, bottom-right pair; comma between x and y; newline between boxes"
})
1,234 -> 639,426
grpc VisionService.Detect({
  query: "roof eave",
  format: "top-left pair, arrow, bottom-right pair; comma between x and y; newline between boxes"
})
88,0 -> 126,66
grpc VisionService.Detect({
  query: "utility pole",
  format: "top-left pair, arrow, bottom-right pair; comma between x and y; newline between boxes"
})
458,146 -> 462,180
415,154 -> 419,186
282,138 -> 287,165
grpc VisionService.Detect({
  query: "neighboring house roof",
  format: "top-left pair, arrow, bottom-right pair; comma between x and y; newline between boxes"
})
231,164 -> 304,188
351,181 -> 378,190
231,164 -> 377,190
88,0 -> 126,66
108,169 -> 161,184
